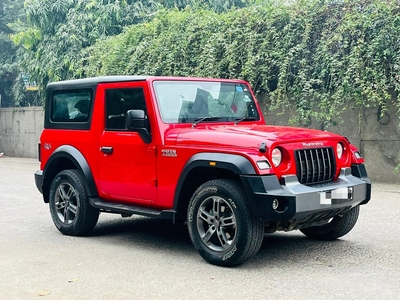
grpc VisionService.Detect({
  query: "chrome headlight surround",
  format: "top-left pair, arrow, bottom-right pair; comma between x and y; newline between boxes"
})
337,143 -> 344,159
271,148 -> 282,167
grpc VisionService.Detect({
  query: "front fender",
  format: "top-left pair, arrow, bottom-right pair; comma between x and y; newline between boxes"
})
183,153 -> 256,175
173,152 -> 257,211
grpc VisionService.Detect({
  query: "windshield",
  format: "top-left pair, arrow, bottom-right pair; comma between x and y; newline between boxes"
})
153,81 -> 260,124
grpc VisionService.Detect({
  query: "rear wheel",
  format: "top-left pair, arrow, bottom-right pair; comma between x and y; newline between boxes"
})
49,169 -> 99,236
187,179 -> 264,267
300,206 -> 360,241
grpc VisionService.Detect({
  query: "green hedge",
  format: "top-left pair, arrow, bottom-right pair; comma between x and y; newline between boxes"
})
85,0 -> 400,125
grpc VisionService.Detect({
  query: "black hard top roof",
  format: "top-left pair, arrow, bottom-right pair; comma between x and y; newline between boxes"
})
46,75 -> 249,91
46,76 -> 148,88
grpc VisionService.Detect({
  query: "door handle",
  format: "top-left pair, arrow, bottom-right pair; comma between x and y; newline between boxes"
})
100,147 -> 113,154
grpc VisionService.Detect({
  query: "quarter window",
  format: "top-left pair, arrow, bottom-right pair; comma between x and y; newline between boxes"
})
51,89 -> 92,123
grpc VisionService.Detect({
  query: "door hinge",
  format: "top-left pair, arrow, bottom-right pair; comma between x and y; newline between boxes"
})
148,178 -> 157,187
148,146 -> 156,156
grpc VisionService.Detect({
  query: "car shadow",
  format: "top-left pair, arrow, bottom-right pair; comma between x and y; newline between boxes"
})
87,215 -> 363,267
88,215 -> 194,259
245,232 -> 362,269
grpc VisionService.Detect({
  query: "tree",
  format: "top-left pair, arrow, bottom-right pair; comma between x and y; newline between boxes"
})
12,0 -> 165,92
12,0 -> 255,96
0,0 -> 24,34
0,0 -> 25,107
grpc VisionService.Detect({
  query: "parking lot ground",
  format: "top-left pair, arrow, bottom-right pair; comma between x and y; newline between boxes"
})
0,156 -> 399,300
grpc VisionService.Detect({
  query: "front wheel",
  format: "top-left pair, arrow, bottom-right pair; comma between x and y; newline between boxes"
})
49,169 -> 99,236
300,206 -> 360,241
187,179 -> 264,267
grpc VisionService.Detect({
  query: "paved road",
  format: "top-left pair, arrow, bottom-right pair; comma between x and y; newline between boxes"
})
0,157 -> 399,300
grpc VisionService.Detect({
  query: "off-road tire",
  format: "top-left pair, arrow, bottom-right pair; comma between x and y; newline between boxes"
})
187,179 -> 264,267
49,169 -> 99,236
300,206 -> 360,241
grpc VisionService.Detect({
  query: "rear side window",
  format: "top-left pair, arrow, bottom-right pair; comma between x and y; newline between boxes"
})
51,89 -> 93,123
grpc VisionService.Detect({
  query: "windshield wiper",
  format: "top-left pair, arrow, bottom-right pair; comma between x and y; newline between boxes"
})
234,116 -> 259,125
191,116 -> 222,128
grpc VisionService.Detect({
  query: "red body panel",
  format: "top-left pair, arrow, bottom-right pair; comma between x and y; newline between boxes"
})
39,76 -> 358,210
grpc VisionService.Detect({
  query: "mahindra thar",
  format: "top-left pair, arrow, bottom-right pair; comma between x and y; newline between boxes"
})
35,76 -> 371,266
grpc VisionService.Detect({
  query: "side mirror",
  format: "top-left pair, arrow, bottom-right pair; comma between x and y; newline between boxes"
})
125,109 -> 151,144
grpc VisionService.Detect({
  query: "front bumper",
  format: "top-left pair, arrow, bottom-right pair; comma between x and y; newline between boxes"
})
241,165 -> 371,222
34,170 -> 44,194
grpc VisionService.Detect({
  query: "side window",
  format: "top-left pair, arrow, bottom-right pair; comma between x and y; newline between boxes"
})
51,89 -> 92,122
105,88 -> 147,130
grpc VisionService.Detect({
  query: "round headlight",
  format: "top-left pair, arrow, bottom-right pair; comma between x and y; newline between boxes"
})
271,148 -> 282,167
337,143 -> 343,159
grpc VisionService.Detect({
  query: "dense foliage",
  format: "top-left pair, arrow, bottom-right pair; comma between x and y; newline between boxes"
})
85,0 -> 400,126
12,0 -> 163,91
11,0 -> 249,94
0,0 -> 25,107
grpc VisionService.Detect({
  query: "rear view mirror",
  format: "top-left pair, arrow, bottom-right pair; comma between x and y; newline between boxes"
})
125,110 -> 151,144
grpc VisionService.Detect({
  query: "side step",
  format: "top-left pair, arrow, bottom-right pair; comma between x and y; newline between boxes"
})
89,198 -> 175,221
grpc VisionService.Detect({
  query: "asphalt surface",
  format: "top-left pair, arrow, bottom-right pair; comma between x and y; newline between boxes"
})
0,156 -> 399,300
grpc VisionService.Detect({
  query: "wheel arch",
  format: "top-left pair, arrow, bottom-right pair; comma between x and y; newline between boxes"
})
42,145 -> 98,203
173,153 -> 256,222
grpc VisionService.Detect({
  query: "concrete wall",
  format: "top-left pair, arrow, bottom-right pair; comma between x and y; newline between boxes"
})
0,107 -> 44,159
0,105 -> 399,183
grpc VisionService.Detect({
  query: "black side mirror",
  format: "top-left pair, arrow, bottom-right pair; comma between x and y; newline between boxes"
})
125,109 -> 151,144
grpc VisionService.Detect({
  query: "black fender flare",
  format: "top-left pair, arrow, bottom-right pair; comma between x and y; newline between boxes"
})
43,145 -> 98,200
173,152 -> 256,211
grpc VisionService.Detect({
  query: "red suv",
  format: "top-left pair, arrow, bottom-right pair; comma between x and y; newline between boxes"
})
35,76 -> 371,266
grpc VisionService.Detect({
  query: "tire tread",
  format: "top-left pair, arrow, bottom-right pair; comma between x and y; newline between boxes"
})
300,206 -> 360,241
188,178 -> 264,266
49,169 -> 99,236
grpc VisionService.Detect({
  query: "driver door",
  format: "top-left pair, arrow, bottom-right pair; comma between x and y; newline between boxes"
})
97,82 -> 157,204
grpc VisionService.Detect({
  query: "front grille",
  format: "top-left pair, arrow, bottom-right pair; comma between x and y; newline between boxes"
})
295,147 -> 335,185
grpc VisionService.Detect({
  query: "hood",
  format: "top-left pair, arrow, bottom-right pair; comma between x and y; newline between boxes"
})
166,124 -> 343,149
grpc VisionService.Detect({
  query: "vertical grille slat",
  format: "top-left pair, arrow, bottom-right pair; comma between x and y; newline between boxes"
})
295,147 -> 335,185
298,151 -> 305,182
305,151 -> 310,183
326,149 -> 332,181
315,149 -> 322,182
321,148 -> 327,180
310,149 -> 316,183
